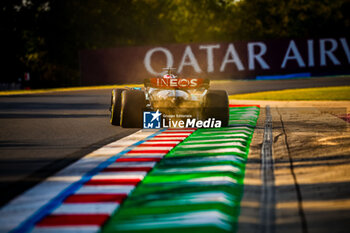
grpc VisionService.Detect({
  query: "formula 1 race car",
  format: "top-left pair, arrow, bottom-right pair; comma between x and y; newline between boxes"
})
109,68 -> 229,128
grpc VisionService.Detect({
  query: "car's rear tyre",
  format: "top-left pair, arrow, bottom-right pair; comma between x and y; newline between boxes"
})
110,88 -> 126,126
120,89 -> 146,128
203,90 -> 229,127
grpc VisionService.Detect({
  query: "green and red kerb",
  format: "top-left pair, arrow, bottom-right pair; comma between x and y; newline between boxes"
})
101,105 -> 260,233
10,105 -> 259,233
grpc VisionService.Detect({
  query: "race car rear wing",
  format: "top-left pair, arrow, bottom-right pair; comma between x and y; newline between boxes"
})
144,78 -> 210,89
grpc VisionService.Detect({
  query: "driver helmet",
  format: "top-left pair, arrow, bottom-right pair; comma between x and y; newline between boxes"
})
163,74 -> 177,79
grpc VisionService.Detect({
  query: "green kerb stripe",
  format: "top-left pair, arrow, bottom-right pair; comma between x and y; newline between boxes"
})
101,106 -> 260,233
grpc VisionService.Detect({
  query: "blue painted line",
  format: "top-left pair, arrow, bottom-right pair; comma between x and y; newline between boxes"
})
256,72 -> 310,80
11,129 -> 167,233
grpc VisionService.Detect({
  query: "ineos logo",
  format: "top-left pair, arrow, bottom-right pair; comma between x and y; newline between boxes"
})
154,78 -> 198,88
178,79 -> 197,87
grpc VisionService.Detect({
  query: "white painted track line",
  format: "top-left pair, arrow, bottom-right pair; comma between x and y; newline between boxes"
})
0,129 -> 159,232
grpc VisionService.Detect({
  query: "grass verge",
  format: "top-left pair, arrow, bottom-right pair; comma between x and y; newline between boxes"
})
229,86 -> 350,101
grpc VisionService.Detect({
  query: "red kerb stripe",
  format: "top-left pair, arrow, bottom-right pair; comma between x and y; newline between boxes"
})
85,179 -> 140,186
137,144 -> 177,147
161,132 -> 192,134
127,150 -> 169,154
116,158 -> 161,162
154,135 -> 188,138
229,104 -> 260,108
103,167 -> 152,172
147,140 -> 182,142
64,194 -> 127,203
37,214 -> 109,226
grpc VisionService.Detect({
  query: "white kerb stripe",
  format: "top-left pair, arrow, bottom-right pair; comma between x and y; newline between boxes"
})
141,141 -> 180,145
131,147 -> 173,151
158,133 -> 192,136
52,203 -> 119,215
107,162 -> 156,167
122,154 -> 165,158
92,172 -> 147,180
32,226 -> 100,233
147,138 -> 183,141
152,137 -> 187,140
76,185 -> 135,194
95,171 -> 147,176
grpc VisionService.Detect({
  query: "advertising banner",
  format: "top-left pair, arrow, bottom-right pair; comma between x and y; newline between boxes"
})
80,37 -> 350,85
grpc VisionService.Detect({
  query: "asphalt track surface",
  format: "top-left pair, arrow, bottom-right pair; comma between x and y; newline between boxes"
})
0,76 -> 349,207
